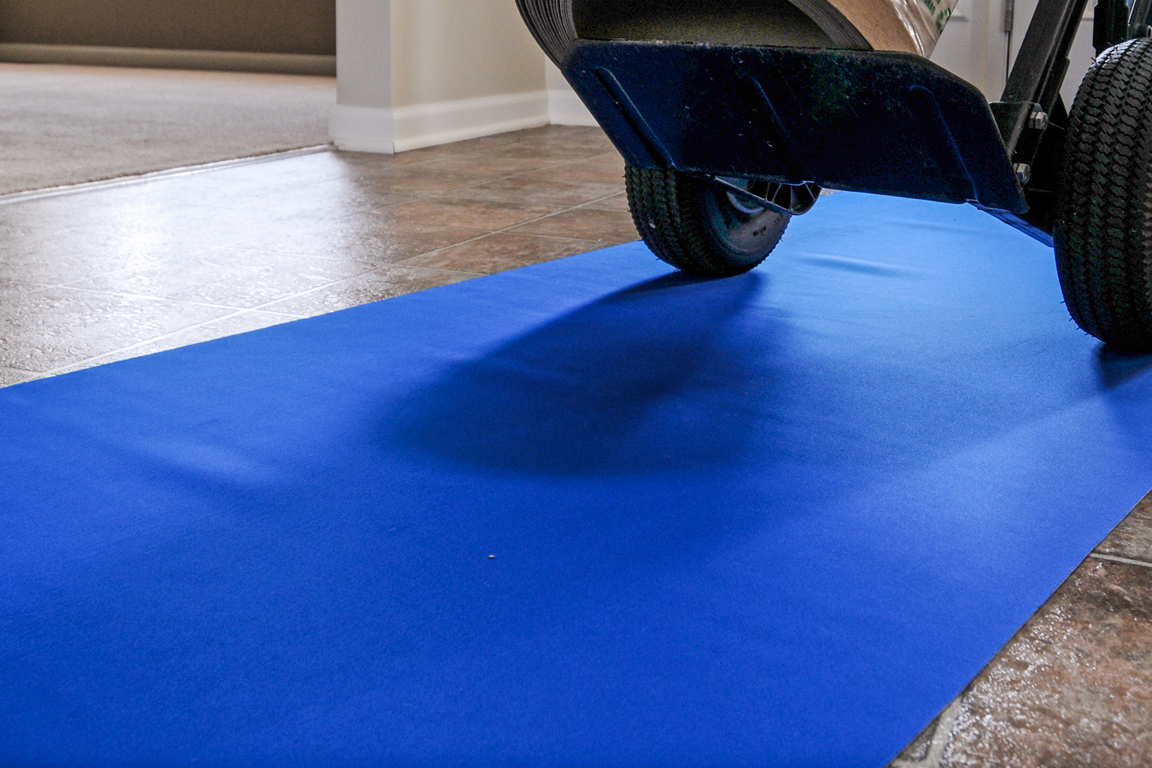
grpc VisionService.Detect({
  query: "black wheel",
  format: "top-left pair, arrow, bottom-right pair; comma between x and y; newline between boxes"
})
625,166 -> 805,277
1055,37 -> 1152,352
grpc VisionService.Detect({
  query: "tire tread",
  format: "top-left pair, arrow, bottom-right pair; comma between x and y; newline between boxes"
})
625,166 -> 784,277
1056,37 -> 1152,350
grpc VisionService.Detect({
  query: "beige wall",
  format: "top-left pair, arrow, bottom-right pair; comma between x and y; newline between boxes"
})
390,0 -> 544,107
0,0 -> 335,55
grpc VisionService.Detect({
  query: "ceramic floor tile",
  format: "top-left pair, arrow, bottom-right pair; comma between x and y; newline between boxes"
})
72,310 -> 303,369
396,153 -> 557,180
580,192 -> 631,212
516,153 -> 626,185
0,367 -> 33,387
379,198 -> 562,231
1095,492 -> 1152,563
0,287 -> 232,372
0,196 -> 111,232
349,159 -> 547,194
444,176 -> 625,207
890,558 -> 1152,768
43,204 -> 299,258
402,232 -> 597,274
178,175 -> 418,220
0,229 -> 214,284
235,218 -> 487,265
481,137 -> 619,162
0,222 -> 60,243
338,136 -> 494,166
0,277 -> 53,294
432,126 -> 601,158
70,248 -> 372,309
508,206 -> 639,244
260,265 -> 477,316
0,185 -> 219,234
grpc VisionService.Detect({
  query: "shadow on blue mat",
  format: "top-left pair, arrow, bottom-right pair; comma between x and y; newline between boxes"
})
384,258 -> 1150,480
1097,347 -> 1152,389
385,271 -> 778,475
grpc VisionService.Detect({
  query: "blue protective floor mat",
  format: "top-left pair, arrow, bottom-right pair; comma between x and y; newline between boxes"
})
3,193 -> 1152,767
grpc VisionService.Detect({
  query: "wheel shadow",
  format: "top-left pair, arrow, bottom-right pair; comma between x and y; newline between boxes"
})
1097,346 -> 1152,389
382,270 -> 780,477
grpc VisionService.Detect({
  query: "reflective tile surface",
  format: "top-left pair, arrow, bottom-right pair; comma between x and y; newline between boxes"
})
892,537 -> 1152,767
0,126 -> 630,383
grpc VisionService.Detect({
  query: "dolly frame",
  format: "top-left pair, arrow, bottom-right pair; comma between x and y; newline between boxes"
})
521,0 -> 1152,349
990,0 -> 1151,237
550,0 -> 1152,245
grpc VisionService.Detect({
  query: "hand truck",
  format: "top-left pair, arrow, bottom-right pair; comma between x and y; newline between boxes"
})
518,0 -> 1152,351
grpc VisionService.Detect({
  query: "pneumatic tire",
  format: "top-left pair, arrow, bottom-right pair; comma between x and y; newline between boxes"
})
1055,37 -> 1152,352
625,166 -> 794,277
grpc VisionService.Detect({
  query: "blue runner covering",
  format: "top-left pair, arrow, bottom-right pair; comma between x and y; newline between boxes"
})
3,193 -> 1151,767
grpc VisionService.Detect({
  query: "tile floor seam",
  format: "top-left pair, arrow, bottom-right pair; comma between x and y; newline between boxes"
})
54,254 -> 387,291
1088,551 -> 1152,569
393,218 -> 631,270
574,193 -> 628,209
393,154 -> 615,187
52,260 -> 382,290
44,284 -> 324,314
391,193 -> 631,266
392,150 -> 616,177
34,308 -> 308,378
365,161 -> 622,211
244,266 -> 486,314
483,231 -> 602,244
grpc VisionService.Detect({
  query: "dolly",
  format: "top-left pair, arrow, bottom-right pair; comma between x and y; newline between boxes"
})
518,0 -> 1152,351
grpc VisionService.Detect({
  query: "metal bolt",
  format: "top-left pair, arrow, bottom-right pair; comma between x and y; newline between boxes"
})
1014,163 -> 1032,184
1028,106 -> 1049,131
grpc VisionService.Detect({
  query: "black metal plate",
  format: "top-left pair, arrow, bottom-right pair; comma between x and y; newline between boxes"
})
564,41 -> 1027,213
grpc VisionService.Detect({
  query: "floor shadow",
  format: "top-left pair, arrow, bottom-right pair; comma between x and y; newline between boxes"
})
1097,346 -> 1152,389
382,271 -> 779,476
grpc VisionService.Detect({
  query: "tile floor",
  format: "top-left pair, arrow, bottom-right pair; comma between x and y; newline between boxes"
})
0,126 -> 634,386
2,124 -> 1150,766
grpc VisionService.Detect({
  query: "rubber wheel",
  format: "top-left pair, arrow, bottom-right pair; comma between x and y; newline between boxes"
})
1055,37 -> 1152,352
625,166 -> 792,277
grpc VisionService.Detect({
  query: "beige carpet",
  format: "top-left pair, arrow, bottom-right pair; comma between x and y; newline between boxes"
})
0,62 -> 335,196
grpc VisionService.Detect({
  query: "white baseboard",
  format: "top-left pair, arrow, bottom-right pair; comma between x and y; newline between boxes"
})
547,88 -> 597,127
329,105 -> 397,154
0,43 -> 335,76
330,91 -> 550,154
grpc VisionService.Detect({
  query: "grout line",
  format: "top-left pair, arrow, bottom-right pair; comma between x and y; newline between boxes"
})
390,188 -> 632,267
365,153 -> 623,210
922,698 -> 962,767
888,696 -> 962,768
36,307 -> 307,378
1090,552 -> 1152,569
48,283 -> 309,314
0,145 -> 334,206
244,265 -> 485,313
491,231 -> 601,244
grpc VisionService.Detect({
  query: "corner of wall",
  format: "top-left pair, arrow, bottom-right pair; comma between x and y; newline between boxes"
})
544,58 -> 596,126
329,104 -> 397,154
331,92 -> 553,154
